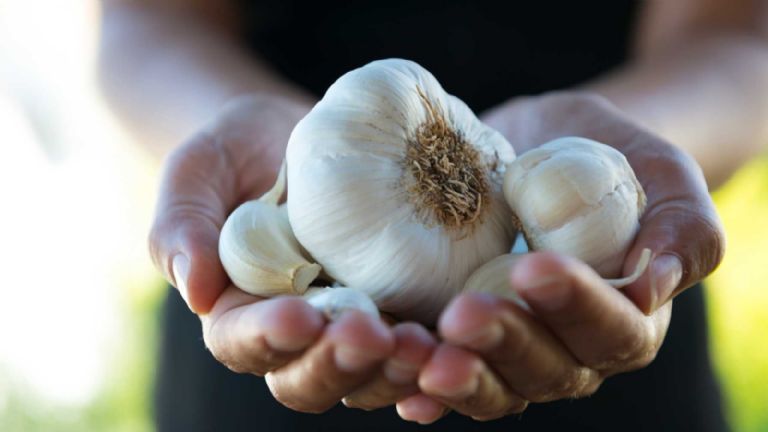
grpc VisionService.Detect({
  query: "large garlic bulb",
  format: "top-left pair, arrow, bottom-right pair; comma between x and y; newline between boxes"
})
503,137 -> 646,278
286,59 -> 517,323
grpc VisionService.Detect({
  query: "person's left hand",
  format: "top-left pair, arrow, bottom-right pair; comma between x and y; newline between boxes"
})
394,92 -> 725,423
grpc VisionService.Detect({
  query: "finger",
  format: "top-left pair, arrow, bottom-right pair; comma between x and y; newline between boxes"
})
511,253 -> 672,373
439,293 -> 601,402
265,311 -> 395,413
201,289 -> 325,375
149,98 -> 291,314
342,322 -> 437,410
624,144 -> 725,313
396,394 -> 449,425
149,132 -> 239,313
418,345 -> 528,421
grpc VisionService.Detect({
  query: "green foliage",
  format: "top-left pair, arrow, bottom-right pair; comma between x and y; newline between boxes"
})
709,156 -> 768,432
0,279 -> 164,432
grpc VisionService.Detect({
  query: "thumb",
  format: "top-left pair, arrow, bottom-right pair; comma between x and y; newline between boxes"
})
622,153 -> 725,314
149,133 -> 238,314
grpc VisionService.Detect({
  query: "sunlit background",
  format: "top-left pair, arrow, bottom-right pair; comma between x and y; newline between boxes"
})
0,1 -> 766,431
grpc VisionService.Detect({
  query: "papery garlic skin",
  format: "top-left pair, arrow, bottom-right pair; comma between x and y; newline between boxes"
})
219,164 -> 322,296
503,137 -> 646,278
286,59 -> 516,324
304,287 -> 380,321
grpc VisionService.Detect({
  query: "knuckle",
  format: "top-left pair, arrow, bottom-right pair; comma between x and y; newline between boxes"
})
526,367 -> 596,402
554,368 -> 593,398
689,213 -> 726,283
203,324 -> 243,373
506,398 -> 529,415
573,376 -> 603,399
594,321 -> 658,372
202,315 -> 271,376
265,374 -> 332,413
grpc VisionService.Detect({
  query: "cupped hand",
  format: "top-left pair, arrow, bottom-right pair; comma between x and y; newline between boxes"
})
148,94 -> 435,413
398,92 -> 726,423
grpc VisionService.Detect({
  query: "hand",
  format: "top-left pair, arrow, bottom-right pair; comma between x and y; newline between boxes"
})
148,94 -> 436,413
396,92 -> 725,423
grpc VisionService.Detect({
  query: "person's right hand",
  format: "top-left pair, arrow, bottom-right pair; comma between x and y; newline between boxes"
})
149,94 -> 436,413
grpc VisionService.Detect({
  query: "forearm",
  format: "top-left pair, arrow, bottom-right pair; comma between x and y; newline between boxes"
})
98,1 -> 312,156
587,35 -> 768,188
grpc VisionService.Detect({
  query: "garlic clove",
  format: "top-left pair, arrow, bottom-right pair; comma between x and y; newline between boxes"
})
604,248 -> 652,288
219,162 -> 322,296
463,253 -> 527,308
504,137 -> 646,278
303,287 -> 380,321
463,248 -> 652,307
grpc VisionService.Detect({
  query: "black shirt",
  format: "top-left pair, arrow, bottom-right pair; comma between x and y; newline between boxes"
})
154,2 -> 728,431
238,1 -> 636,110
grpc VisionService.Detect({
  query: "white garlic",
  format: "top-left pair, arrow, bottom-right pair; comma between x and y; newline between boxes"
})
219,163 -> 322,296
463,253 -> 527,308
464,248 -> 652,306
286,59 -> 517,324
304,287 -> 380,321
503,137 -> 646,278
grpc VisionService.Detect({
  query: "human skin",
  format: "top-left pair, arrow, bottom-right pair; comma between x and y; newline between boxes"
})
100,0 -> 767,423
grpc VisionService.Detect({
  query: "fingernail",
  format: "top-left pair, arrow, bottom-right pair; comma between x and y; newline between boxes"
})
431,373 -> 479,399
384,358 -> 419,385
517,275 -> 568,312
172,254 -> 191,306
651,254 -> 683,311
335,345 -> 382,373
454,321 -> 504,351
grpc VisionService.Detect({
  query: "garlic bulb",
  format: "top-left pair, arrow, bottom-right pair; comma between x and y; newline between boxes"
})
503,137 -> 646,278
286,59 -> 516,324
304,287 -> 380,321
219,163 -> 322,296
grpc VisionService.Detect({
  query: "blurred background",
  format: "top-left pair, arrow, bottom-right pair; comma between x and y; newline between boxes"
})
0,1 -> 766,431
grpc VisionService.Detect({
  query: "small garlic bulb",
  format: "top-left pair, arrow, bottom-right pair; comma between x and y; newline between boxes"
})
286,59 -> 517,324
503,137 -> 646,278
219,163 -> 322,296
304,287 -> 380,321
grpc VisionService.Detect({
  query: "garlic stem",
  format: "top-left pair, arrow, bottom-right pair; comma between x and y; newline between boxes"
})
604,248 -> 652,288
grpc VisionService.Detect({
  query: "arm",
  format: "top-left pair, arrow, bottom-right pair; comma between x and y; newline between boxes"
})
98,0 -> 313,156
404,1 -> 758,423
588,0 -> 768,187
100,0 -> 432,415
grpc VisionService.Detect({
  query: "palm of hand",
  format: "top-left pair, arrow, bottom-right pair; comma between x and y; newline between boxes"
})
150,92 -> 724,424
393,92 -> 724,422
